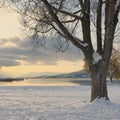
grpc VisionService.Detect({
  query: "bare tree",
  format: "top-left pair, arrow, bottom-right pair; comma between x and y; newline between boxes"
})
7,0 -> 120,101
84,48 -> 120,83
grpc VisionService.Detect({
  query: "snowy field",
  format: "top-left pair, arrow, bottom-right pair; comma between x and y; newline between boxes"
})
0,84 -> 120,120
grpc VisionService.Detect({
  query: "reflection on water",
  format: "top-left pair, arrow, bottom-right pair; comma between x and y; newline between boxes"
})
0,78 -> 91,86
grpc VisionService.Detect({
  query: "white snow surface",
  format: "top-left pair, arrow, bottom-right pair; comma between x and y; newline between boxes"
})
115,0 -> 120,10
81,43 -> 89,47
0,85 -> 120,120
93,52 -> 102,64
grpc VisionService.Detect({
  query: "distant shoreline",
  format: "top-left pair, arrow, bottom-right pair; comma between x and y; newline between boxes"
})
0,78 -> 24,82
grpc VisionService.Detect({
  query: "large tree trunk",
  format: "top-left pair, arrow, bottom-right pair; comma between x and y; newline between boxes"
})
90,62 -> 109,102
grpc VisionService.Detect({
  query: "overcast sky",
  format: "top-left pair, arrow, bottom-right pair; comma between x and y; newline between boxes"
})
0,8 -> 84,77
0,7 -> 119,78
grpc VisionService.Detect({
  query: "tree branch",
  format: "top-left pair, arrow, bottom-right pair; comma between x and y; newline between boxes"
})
50,4 -> 82,20
61,18 -> 77,23
81,0 -> 93,51
71,20 -> 79,34
50,24 -> 66,38
78,0 -> 83,8
96,0 -> 103,55
41,0 -> 85,50
103,0 -> 118,65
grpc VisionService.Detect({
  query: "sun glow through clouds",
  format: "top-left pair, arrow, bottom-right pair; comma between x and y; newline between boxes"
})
0,7 -> 84,77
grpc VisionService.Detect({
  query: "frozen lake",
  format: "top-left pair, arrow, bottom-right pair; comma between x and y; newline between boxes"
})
0,78 -> 120,86
0,78 -> 91,86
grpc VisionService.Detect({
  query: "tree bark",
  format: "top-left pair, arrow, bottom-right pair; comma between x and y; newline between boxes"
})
90,62 -> 109,102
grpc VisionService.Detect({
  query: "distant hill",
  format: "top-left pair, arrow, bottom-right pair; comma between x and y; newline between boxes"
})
38,70 -> 90,78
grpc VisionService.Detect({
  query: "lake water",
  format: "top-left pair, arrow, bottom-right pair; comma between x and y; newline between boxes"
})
0,78 -> 120,86
0,78 -> 91,86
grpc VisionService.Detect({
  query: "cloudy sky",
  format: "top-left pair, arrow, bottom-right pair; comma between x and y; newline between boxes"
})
0,8 -> 84,78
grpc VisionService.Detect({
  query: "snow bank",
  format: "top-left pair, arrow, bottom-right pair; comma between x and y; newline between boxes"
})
0,85 -> 119,120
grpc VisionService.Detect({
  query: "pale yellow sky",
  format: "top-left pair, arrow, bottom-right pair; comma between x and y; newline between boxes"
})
1,60 -> 84,77
0,8 -> 22,39
0,8 -> 84,77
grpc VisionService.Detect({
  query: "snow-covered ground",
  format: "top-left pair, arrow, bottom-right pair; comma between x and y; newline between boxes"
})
0,85 -> 120,120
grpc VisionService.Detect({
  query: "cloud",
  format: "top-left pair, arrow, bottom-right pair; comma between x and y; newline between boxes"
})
0,39 -> 8,45
0,36 -> 84,67
0,59 -> 20,66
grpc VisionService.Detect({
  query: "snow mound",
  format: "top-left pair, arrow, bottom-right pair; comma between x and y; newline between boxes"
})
80,98 -> 120,120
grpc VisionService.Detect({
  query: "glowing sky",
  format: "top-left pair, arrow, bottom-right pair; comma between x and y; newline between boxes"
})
0,8 -> 22,39
0,8 -> 84,77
